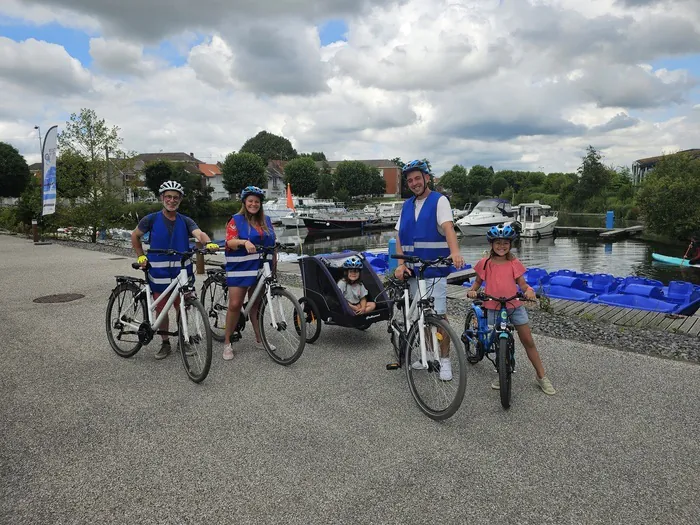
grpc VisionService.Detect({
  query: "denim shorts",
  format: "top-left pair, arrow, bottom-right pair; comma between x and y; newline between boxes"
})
487,305 -> 529,326
408,277 -> 447,315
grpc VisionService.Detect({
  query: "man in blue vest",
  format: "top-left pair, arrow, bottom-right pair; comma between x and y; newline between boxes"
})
393,159 -> 465,380
131,180 -> 219,360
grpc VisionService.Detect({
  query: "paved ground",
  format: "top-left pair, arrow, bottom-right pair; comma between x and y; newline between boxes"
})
1,235 -> 699,525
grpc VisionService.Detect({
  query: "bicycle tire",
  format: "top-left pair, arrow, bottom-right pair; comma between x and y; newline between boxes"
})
201,276 -> 227,343
388,302 -> 406,365
498,337 -> 512,409
106,282 -> 147,358
259,287 -> 306,365
405,315 -> 467,420
177,296 -> 213,383
463,310 -> 483,364
294,297 -> 321,344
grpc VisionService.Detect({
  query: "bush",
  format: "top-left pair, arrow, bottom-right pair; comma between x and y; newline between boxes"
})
210,200 -> 241,217
0,207 -> 18,230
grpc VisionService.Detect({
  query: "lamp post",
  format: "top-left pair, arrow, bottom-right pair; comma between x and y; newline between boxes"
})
34,125 -> 42,154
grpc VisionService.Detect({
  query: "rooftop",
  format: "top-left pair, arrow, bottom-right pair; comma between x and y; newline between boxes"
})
633,148 -> 700,168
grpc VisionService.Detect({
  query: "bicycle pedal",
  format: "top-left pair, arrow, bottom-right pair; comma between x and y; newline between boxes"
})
385,362 -> 401,370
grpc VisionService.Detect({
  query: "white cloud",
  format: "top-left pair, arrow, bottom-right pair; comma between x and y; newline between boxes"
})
1,0 -> 699,173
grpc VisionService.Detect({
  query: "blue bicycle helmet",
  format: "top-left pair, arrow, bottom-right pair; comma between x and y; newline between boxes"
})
342,256 -> 364,269
401,159 -> 430,177
486,224 -> 518,242
240,185 -> 265,201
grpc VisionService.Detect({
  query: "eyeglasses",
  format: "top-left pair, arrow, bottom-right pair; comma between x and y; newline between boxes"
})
163,195 -> 181,201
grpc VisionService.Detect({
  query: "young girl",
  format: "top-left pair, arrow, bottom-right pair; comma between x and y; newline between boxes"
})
337,257 -> 376,315
466,224 -> 556,395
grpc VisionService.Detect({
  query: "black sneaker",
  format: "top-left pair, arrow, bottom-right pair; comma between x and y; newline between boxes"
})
155,341 -> 171,360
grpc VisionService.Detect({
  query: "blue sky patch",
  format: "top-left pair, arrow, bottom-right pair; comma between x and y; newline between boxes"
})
318,19 -> 348,46
0,16 -> 94,66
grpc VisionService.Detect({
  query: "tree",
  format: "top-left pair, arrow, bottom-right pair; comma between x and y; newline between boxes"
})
283,157 -> 320,196
439,165 -> 469,195
316,172 -> 334,199
465,165 -> 493,199
56,150 -> 90,200
143,160 -> 212,217
334,161 -> 377,197
0,142 -> 31,197
574,146 -> 612,210
221,152 -> 267,198
299,151 -> 327,161
636,152 -> 700,239
369,167 -> 386,196
57,108 -> 127,242
492,177 -> 509,196
144,160 -> 177,197
16,177 -> 42,225
239,131 -> 297,164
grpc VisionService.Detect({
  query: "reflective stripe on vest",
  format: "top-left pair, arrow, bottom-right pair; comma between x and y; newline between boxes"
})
225,214 -> 275,287
147,212 -> 192,292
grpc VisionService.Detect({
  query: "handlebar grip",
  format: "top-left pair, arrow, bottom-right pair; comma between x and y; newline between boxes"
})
131,262 -> 141,270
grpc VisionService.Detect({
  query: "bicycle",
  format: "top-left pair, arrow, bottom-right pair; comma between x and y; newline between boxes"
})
461,292 -> 527,409
384,254 -> 467,421
105,248 -> 213,383
200,243 -> 306,365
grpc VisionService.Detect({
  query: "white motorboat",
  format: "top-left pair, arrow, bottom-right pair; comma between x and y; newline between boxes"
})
265,197 -> 342,224
375,201 -> 404,223
455,199 -> 515,236
511,201 -> 558,238
451,203 -> 472,220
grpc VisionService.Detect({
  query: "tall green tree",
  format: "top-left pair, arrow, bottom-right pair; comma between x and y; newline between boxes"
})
636,152 -> 700,239
0,142 -> 31,197
57,108 -> 127,242
334,161 -> 377,197
283,157 -> 320,196
369,167 -> 386,196
239,131 -> 297,164
56,150 -> 90,200
316,171 -> 334,199
465,165 -> 493,199
142,160 -> 211,218
573,146 -> 612,210
439,165 -> 469,195
221,152 -> 267,198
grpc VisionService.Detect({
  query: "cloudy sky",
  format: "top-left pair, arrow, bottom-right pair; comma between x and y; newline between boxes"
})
1,0 -> 699,174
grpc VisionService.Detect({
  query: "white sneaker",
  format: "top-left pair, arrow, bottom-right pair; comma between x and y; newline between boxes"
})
439,358 -> 452,381
411,359 -> 428,370
223,343 -> 234,361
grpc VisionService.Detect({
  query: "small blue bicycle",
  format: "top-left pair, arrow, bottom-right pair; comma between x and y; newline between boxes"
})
460,292 -> 524,409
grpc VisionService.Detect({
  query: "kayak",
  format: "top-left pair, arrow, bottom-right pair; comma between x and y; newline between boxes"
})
652,253 -> 700,268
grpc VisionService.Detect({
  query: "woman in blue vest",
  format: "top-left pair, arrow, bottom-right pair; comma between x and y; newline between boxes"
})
392,160 -> 465,380
131,180 -> 218,360
222,186 -> 276,361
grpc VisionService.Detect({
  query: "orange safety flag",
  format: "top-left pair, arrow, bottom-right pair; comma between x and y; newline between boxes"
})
286,183 -> 295,211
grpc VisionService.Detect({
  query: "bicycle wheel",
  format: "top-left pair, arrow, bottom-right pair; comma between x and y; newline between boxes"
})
498,337 -> 512,409
177,295 -> 213,383
387,301 -> 406,365
294,297 -> 321,344
201,276 -> 227,342
405,315 -> 467,420
463,310 -> 483,364
259,287 -> 306,365
106,282 -> 147,358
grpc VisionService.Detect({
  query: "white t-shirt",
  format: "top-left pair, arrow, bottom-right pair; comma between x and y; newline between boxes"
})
337,279 -> 369,305
394,193 -> 453,236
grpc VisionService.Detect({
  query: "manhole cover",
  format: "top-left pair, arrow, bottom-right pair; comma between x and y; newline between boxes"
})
33,293 -> 85,304
109,257 -> 127,260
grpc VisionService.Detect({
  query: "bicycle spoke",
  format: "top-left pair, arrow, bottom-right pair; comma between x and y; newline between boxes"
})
179,297 -> 212,383
260,288 -> 305,365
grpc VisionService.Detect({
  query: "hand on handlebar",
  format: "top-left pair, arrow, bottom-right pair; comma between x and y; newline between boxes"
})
451,253 -> 465,269
205,242 -> 220,253
243,240 -> 256,254
523,287 -> 536,301
467,289 -> 478,299
394,264 -> 413,280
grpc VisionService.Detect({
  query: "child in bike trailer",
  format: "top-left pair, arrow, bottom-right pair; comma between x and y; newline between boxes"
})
466,224 -> 556,395
337,257 -> 376,316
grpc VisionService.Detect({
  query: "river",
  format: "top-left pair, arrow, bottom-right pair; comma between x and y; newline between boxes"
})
196,215 -> 699,286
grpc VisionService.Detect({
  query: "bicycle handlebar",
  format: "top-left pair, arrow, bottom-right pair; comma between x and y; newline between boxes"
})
391,254 -> 453,268
474,292 -> 538,303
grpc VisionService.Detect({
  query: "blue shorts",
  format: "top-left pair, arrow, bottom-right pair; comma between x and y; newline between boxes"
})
487,305 -> 529,326
408,277 -> 447,315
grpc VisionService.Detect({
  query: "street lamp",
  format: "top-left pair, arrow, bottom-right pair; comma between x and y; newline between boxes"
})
34,125 -> 42,153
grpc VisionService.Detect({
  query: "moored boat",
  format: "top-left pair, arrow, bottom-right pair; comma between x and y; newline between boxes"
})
652,253 -> 700,268
455,199 -> 515,236
302,217 -> 369,231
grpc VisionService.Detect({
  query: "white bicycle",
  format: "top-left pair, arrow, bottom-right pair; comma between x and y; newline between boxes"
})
200,243 -> 306,365
106,248 -> 213,383
385,254 -> 467,420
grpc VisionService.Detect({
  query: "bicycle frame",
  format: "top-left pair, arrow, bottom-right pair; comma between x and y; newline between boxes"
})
463,296 -> 517,366
240,258 -> 280,328
389,260 -> 448,369
119,255 -> 195,343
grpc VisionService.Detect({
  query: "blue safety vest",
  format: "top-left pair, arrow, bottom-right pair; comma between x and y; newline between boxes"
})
225,214 -> 276,287
398,192 -> 450,278
146,212 -> 193,293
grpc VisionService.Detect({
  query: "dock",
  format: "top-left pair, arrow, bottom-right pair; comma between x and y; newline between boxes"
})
446,284 -> 700,337
554,224 -> 644,238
